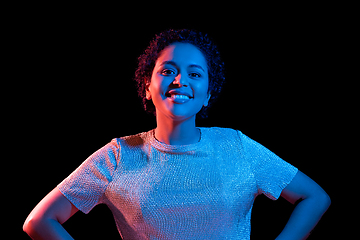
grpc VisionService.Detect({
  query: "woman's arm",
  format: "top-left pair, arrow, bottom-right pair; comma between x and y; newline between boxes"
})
276,171 -> 331,240
23,187 -> 79,240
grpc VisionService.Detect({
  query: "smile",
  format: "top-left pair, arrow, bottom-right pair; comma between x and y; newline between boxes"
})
165,89 -> 193,103
170,94 -> 190,100
167,94 -> 192,103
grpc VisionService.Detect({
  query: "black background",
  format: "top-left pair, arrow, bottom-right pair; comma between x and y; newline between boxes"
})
9,2 -> 354,239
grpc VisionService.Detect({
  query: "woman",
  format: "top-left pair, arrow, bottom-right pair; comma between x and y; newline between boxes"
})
23,29 -> 330,240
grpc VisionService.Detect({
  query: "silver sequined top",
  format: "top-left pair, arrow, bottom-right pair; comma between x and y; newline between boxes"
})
58,127 -> 298,239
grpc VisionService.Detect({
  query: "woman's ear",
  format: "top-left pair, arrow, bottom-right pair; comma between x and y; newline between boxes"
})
203,92 -> 211,107
145,82 -> 151,100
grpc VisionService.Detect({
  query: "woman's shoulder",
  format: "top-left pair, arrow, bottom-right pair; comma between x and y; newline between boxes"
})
201,127 -> 261,151
113,129 -> 154,149
200,126 -> 241,139
200,126 -> 238,133
199,127 -> 245,148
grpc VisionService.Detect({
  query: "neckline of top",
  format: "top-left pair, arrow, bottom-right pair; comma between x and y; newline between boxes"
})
148,128 -> 206,152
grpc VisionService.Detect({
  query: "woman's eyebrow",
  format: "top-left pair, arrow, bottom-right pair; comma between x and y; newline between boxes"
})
160,61 -> 177,67
188,64 -> 205,72
160,61 -> 205,72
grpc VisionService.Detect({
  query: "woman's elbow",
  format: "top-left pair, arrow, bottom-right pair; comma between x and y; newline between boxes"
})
23,216 -> 36,236
321,191 -> 331,210
23,216 -> 40,236
313,189 -> 331,212
23,215 -> 46,238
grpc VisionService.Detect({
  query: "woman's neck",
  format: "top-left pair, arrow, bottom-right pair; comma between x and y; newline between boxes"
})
154,113 -> 200,145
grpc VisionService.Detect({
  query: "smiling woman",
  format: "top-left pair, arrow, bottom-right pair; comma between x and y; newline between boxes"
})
23,29 -> 330,240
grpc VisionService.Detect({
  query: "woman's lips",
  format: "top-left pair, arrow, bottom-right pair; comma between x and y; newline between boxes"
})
167,94 -> 191,103
165,90 -> 193,104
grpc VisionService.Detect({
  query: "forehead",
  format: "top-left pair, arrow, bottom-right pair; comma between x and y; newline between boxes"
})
156,43 -> 207,69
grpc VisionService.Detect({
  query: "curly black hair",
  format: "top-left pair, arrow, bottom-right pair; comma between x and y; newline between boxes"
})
134,29 -> 225,119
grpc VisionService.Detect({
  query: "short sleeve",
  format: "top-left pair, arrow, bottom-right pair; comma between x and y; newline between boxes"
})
238,131 -> 298,200
57,139 -> 120,213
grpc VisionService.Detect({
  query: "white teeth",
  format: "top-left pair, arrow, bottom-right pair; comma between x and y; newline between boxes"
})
171,94 -> 190,100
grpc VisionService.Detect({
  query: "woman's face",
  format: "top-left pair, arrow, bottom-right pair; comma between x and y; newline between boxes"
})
147,42 -> 210,121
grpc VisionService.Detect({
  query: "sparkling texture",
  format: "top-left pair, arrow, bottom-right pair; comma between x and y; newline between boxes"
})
58,127 -> 298,239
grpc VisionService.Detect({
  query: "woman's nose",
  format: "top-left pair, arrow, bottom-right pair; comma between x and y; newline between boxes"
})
173,74 -> 188,87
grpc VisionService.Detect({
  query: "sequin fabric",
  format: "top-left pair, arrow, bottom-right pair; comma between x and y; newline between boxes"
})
58,127 -> 298,240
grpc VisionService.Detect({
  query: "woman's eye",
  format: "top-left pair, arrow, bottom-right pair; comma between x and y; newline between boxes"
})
161,69 -> 175,76
189,72 -> 201,78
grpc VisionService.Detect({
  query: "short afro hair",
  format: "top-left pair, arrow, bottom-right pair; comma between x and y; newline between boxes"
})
134,29 -> 225,119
